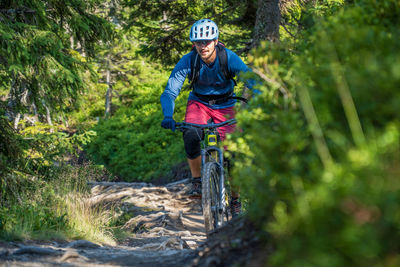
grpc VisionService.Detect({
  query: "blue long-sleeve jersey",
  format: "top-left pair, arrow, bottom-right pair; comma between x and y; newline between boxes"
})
160,48 -> 252,118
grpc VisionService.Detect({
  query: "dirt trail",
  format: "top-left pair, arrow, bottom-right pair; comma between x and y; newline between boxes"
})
0,179 -> 207,267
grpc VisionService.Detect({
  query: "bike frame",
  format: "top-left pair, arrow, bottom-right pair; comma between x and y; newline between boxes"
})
176,118 -> 236,229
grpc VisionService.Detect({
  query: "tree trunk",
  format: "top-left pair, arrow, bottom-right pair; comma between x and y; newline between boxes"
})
42,101 -> 54,133
252,0 -> 281,47
7,77 -> 18,129
31,102 -> 39,125
45,106 -> 52,127
13,113 -> 21,130
241,0 -> 258,24
104,63 -> 112,118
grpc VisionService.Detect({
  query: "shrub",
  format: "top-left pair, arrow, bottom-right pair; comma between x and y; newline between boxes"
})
87,88 -> 188,181
87,63 -> 190,181
228,0 -> 400,265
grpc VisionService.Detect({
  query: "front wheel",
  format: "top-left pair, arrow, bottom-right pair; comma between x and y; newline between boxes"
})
202,162 -> 225,233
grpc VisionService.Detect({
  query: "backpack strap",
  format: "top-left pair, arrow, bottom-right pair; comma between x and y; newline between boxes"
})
189,48 -> 200,90
215,43 -> 237,86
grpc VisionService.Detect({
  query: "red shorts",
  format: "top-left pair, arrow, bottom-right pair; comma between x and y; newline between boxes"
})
184,100 -> 235,141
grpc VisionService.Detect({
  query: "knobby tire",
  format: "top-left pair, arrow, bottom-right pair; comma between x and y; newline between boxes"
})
202,162 -> 225,233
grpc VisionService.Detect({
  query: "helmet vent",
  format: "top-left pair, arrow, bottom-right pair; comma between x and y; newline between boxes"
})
189,19 -> 219,42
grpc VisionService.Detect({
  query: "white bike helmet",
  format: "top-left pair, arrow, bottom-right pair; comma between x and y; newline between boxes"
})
189,19 -> 219,42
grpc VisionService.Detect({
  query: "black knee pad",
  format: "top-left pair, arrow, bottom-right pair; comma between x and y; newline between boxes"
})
183,127 -> 204,159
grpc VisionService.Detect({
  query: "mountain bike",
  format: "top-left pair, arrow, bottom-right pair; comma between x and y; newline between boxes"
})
176,118 -> 236,233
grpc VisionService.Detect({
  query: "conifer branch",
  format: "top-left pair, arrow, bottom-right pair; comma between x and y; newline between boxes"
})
0,8 -> 36,14
155,5 -> 239,44
281,20 -> 296,39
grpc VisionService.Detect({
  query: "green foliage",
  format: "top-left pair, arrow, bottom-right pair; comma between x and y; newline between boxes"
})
83,25 -> 196,181
0,188 -> 69,240
0,163 -> 113,241
268,126 -> 400,266
82,1 -> 257,181
3,1 -> 399,258
227,0 -> 400,265
0,0 -> 114,183
0,0 -> 113,115
20,123 -> 96,167
279,0 -> 346,48
0,170 -> 69,239
0,115 -> 22,175
87,72 -> 189,181
122,0 -> 254,64
0,99 -> 97,177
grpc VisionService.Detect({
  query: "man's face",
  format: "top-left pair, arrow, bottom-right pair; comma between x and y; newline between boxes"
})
194,39 -> 218,61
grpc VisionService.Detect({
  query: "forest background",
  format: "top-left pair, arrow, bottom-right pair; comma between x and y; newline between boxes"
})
1,0 -> 399,265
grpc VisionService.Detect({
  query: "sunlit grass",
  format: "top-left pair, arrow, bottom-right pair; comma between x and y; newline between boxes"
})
0,164 -> 121,245
63,193 -> 116,245
0,192 -> 117,245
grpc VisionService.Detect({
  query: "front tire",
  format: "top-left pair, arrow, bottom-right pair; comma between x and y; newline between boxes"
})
202,162 -> 224,233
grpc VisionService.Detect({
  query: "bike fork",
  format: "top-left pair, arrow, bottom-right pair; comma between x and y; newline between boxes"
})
217,148 -> 226,227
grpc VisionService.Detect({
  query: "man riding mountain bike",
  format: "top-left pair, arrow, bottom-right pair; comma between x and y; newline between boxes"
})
160,19 -> 253,217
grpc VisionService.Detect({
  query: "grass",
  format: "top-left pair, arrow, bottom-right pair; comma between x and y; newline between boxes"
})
64,193 -> 116,245
0,163 -> 124,245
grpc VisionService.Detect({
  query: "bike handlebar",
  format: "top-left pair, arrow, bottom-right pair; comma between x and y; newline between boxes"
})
176,118 -> 237,130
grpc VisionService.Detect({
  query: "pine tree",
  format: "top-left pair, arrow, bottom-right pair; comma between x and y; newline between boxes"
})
0,0 -> 113,174
0,0 -> 113,127
121,0 -> 256,63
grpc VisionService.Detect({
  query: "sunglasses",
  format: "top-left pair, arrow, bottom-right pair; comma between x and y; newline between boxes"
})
194,40 -> 213,46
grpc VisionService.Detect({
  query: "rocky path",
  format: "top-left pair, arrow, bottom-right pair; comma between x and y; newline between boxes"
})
0,179 -> 207,267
